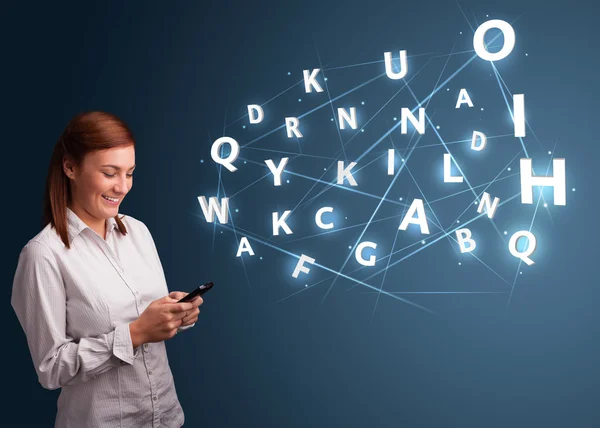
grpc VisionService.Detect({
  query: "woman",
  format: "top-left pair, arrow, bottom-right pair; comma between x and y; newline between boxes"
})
10,111 -> 203,428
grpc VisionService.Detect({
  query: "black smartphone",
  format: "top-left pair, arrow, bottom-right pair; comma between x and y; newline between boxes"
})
177,282 -> 214,302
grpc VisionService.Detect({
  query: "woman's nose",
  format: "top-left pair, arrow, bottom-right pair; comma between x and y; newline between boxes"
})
114,176 -> 129,194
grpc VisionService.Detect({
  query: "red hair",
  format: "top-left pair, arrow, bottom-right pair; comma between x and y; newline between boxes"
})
43,111 -> 136,249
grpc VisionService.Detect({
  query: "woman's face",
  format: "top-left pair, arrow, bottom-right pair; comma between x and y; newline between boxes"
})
64,145 -> 135,221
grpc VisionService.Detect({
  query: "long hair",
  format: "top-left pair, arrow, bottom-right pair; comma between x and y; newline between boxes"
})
43,111 -> 135,249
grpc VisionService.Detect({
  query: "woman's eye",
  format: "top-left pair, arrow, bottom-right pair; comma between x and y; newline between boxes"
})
103,173 -> 133,178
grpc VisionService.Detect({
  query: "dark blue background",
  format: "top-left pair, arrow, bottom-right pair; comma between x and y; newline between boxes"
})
4,1 -> 598,426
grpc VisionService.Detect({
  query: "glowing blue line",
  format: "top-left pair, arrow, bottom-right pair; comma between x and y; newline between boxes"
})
342,58 -> 434,149
490,63 -> 555,225
364,291 -> 508,294
242,72 -> 386,148
444,148 -> 524,227
430,173 -> 519,205
456,1 -> 476,33
243,146 -> 340,160
319,133 -> 426,305
238,156 -> 409,208
218,180 -> 252,290
226,79 -> 304,128
507,138 -> 559,305
283,213 -> 404,244
361,193 -> 522,283
415,133 -> 514,149
205,217 -> 434,313
490,63 -> 529,158
316,45 -> 347,161
492,63 -> 545,152
323,50 -> 437,71
371,184 -> 413,322
413,99 -> 506,242
296,151 -> 390,210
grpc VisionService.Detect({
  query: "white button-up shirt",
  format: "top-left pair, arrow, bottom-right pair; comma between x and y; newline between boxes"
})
11,207 -> 194,428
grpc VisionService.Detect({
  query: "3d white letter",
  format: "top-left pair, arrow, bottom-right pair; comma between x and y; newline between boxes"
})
337,161 -> 358,186
471,131 -> 487,151
509,231 -> 537,265
211,137 -> 240,172
315,207 -> 334,230
520,158 -> 566,206
355,241 -> 377,266
285,117 -> 303,138
455,89 -> 474,108
264,157 -> 289,186
292,254 -> 316,278
303,69 -> 324,93
247,104 -> 264,124
236,237 -> 255,257
444,153 -> 464,183
399,198 -> 430,234
384,50 -> 408,80
477,192 -> 500,219
456,228 -> 477,253
272,210 -> 293,236
338,107 -> 357,130
401,107 -> 425,134
513,94 -> 526,137
473,19 -> 516,62
388,149 -> 395,175
197,196 -> 229,224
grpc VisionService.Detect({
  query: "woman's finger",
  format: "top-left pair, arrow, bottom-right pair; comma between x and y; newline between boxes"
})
181,310 -> 199,325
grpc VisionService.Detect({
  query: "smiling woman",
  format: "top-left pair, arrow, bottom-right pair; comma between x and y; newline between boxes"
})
44,111 -> 136,246
11,111 -> 202,428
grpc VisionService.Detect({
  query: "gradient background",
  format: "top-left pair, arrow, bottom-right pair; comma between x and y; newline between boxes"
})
3,1 -> 599,426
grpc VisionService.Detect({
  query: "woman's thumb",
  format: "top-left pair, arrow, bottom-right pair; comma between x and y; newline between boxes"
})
168,291 -> 186,301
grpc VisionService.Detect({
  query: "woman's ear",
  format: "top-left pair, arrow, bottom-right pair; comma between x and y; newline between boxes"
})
63,157 -> 76,179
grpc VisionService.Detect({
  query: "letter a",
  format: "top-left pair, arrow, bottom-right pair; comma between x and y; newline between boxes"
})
399,199 -> 430,234
236,237 -> 255,257
456,89 -> 474,108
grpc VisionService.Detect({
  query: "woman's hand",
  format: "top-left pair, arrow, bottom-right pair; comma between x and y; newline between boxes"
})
129,296 -> 195,347
167,291 -> 203,326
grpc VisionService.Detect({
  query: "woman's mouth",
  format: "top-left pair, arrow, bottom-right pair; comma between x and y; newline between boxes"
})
102,195 -> 120,206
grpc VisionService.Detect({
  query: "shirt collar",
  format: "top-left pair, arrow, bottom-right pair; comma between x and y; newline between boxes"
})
66,207 -> 118,242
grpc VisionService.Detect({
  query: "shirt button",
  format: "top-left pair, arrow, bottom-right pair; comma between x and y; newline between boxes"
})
148,370 -> 153,375
153,396 -> 157,401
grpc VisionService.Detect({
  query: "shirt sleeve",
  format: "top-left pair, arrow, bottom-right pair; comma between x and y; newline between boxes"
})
10,241 -> 140,391
142,223 -> 196,333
